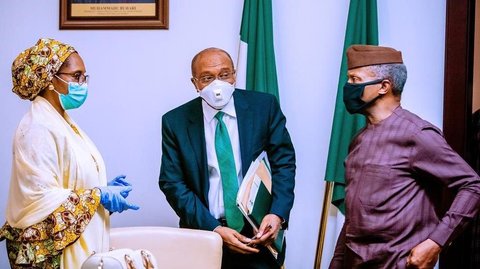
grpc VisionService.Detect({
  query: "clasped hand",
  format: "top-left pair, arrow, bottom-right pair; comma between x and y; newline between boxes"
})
98,175 -> 140,213
250,214 -> 282,247
213,214 -> 282,254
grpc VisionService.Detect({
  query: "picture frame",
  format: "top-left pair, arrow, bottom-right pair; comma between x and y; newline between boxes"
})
60,0 -> 168,30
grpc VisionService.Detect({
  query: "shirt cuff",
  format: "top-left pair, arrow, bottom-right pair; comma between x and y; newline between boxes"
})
428,221 -> 454,247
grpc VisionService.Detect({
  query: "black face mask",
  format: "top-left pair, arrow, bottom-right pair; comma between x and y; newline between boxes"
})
343,79 -> 384,114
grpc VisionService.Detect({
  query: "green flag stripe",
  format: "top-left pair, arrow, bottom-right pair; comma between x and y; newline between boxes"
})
240,0 -> 279,99
324,0 -> 378,214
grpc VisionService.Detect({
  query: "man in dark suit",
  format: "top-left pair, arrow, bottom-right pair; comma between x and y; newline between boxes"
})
159,47 -> 295,268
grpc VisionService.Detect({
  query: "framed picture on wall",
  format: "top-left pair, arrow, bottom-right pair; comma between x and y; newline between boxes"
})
60,0 -> 168,30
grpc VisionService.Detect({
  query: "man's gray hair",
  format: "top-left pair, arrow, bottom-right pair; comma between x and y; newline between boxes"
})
368,63 -> 407,95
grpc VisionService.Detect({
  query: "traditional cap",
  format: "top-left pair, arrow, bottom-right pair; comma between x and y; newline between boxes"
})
347,45 -> 403,69
12,38 -> 76,100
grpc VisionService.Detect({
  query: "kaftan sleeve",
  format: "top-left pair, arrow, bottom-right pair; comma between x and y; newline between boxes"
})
2,120 -> 106,266
0,188 -> 101,266
411,127 -> 480,247
7,124 -> 73,228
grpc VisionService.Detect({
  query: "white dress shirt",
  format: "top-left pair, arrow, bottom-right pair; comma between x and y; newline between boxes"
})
202,97 -> 243,219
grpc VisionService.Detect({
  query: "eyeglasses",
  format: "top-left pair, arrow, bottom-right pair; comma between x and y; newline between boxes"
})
193,70 -> 235,84
57,72 -> 89,85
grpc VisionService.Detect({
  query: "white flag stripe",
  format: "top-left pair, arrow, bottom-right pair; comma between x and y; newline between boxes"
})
236,40 -> 248,90
321,206 -> 344,268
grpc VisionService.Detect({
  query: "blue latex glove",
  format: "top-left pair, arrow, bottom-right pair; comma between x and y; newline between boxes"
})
108,175 -> 132,187
98,186 -> 140,213
107,175 -> 132,198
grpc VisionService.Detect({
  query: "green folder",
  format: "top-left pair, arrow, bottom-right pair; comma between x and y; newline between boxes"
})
238,154 -> 285,257
249,178 -> 272,227
248,179 -> 284,253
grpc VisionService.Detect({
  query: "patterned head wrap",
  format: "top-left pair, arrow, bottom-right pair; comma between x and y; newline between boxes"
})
12,38 -> 76,100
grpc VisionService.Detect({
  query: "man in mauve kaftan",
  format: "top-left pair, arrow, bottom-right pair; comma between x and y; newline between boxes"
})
330,45 -> 480,268
331,106 -> 480,268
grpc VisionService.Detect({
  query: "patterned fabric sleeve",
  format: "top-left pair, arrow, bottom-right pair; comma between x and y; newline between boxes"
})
0,188 -> 101,268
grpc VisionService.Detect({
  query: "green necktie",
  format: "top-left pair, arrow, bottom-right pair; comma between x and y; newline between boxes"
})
214,111 -> 244,232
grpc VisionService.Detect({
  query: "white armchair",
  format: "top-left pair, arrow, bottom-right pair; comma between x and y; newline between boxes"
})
110,226 -> 223,269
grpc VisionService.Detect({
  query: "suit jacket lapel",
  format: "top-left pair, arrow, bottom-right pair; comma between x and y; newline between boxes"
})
187,98 -> 209,202
234,90 -> 254,177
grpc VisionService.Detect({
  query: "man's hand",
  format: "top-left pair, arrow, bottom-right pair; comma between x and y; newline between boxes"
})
406,239 -> 441,269
251,214 -> 282,246
213,226 -> 260,254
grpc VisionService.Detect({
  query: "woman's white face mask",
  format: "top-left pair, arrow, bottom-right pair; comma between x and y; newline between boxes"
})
199,79 -> 235,110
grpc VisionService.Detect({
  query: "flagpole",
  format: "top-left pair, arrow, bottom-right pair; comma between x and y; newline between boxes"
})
314,181 -> 334,269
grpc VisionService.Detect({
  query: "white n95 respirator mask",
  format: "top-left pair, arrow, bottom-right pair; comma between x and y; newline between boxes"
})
199,80 -> 235,110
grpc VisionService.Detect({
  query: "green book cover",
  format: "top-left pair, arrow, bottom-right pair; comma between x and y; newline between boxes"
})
249,178 -> 284,253
237,151 -> 285,258
249,179 -> 272,227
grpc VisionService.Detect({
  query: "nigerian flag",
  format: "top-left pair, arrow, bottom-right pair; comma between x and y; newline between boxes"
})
324,0 -> 378,214
236,0 -> 279,99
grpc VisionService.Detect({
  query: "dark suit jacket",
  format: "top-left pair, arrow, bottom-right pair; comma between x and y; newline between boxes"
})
159,90 -> 296,231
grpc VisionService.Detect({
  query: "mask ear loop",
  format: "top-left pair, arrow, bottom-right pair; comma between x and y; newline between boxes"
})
55,74 -> 69,85
52,75 -> 71,95
48,82 -> 63,96
47,83 -> 67,111
378,79 -> 391,96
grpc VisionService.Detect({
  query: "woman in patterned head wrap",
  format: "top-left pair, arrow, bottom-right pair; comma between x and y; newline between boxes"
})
0,38 -> 139,268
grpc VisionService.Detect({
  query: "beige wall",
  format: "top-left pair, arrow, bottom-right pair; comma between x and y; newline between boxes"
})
473,0 -> 480,112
